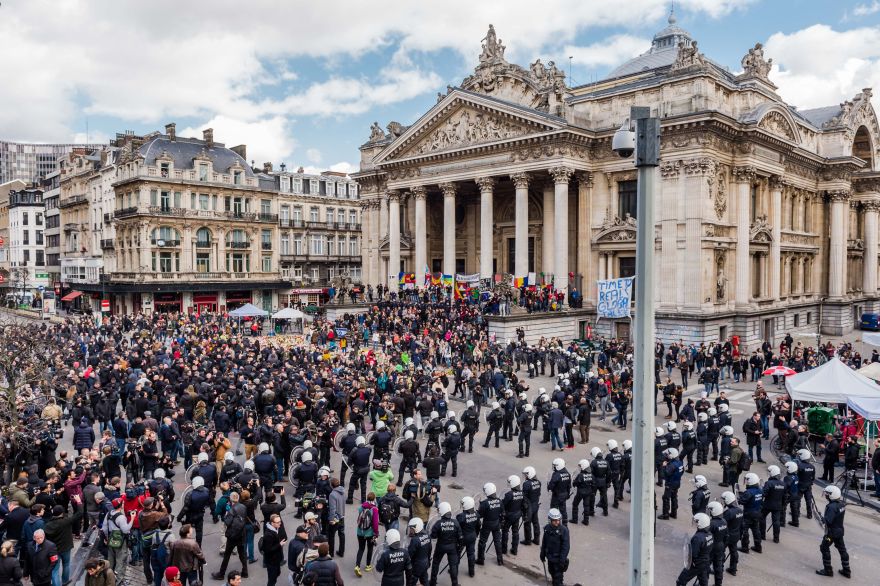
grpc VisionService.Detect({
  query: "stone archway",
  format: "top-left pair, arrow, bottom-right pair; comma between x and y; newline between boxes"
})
854,125 -> 874,169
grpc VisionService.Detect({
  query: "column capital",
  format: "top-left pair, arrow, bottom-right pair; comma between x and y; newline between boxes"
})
826,189 -> 851,203
574,171 -> 593,187
411,186 -> 427,200
862,199 -> 880,212
731,165 -> 757,183
548,166 -> 574,184
509,172 -> 531,189
850,199 -> 860,210
439,182 -> 457,198
386,189 -> 401,203
768,174 -> 786,190
475,176 -> 496,192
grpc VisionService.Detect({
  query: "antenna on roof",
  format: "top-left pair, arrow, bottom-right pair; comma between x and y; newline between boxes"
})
669,0 -> 676,23
568,56 -> 573,85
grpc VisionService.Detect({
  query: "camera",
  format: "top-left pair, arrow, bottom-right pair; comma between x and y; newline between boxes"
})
611,120 -> 636,158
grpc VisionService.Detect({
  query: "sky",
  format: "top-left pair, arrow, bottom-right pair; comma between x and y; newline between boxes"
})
2,0 -> 880,174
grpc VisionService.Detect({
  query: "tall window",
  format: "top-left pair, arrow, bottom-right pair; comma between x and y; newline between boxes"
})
196,227 -> 212,247
294,236 -> 302,254
281,234 -> 290,254
199,193 -> 210,210
326,208 -> 334,224
618,180 -> 637,219
262,255 -> 272,272
280,205 -> 290,225
196,252 -> 210,273
293,207 -> 302,222
750,184 -> 758,222
260,199 -> 271,215
199,164 -> 209,181
22,212 -> 28,226
311,235 -> 323,255
261,229 -> 272,250
293,178 -> 302,193
310,207 -> 319,222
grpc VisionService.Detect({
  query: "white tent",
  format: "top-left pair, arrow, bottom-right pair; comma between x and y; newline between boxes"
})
272,307 -> 304,320
863,332 -> 880,346
785,356 -> 880,403
228,303 -> 268,318
858,361 -> 880,383
847,396 -> 880,420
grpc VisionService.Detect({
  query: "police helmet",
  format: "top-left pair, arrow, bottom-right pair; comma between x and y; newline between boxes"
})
721,491 -> 736,506
552,458 -> 566,471
461,496 -> 475,510
523,466 -> 536,479
622,439 -> 633,450
693,475 -> 708,488
707,502 -> 724,517
385,529 -> 401,545
301,452 -> 313,463
548,508 -> 562,521
408,517 -> 424,533
404,430 -> 414,440
483,482 -> 497,496
767,465 -> 780,478
508,475 -> 521,489
797,449 -> 812,461
438,502 -> 452,516
693,513 -> 711,530
356,436 -> 366,447
664,447 -> 679,459
744,472 -> 759,486
607,439 -> 618,451
590,447 -> 602,459
824,485 -> 842,501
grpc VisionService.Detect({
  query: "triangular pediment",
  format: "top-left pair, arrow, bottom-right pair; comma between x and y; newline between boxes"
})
374,90 -> 564,165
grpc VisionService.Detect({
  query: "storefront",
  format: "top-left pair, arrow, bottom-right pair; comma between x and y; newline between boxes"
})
283,288 -> 329,308
225,291 -> 251,311
153,292 -> 182,312
192,293 -> 218,314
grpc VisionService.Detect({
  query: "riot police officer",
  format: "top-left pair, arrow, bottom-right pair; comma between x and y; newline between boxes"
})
761,465 -> 785,543
548,458 -> 573,524
371,421 -> 394,463
483,402 -> 503,449
721,491 -> 742,576
539,509 -> 569,586
375,528 -> 412,586
621,438 -> 633,496
696,412 -> 710,466
571,459 -> 594,525
430,501 -> 463,586
516,405 -> 532,458
339,423 -> 358,487
347,436 -> 372,504
475,482 -> 503,566
816,485 -> 851,578
424,412 -> 444,447
690,475 -> 711,515
654,427 -> 669,486
738,472 -> 763,554
500,475 -> 524,556
441,425 -> 461,477
178,475 -> 213,545
396,430 -> 421,487
219,452 -> 243,483
590,448 -> 609,517
406,517 -> 431,586
707,408 -> 721,461
457,496 -> 481,577
665,421 -> 682,450
659,448 -> 684,520
460,401 -> 480,453
676,513 -> 713,586
707,502 -> 728,586
606,439 -> 624,508
783,460 -> 800,527
796,449 -> 816,520
521,467 -> 541,546
681,421 -> 697,473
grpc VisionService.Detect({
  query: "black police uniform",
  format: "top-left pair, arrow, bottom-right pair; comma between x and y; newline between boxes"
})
500,487 -> 524,555
708,414 -> 721,460
738,485 -> 763,553
709,515 -> 728,586
521,476 -> 541,546
460,408 -> 479,453
760,476 -> 785,542
571,466 -> 594,524
456,507 -> 480,577
690,485 -> 710,516
676,526 -> 713,586
818,498 -> 850,577
441,432 -> 461,477
339,432 -> 358,487
476,495 -> 503,565
396,438 -> 421,487
783,470 -> 800,526
681,427 -> 697,473
660,458 -> 684,519
347,444 -> 372,503
516,411 -> 531,457
696,420 -> 710,466
590,457 -> 609,516
372,429 -> 393,463
483,409 -> 503,448
722,503 -> 742,575
430,514 -> 463,586
178,485 -> 214,545
654,436 -> 668,486
375,542 -> 412,586
607,449 -> 624,506
539,521 -> 570,586
797,459 -> 816,519
548,466 -> 573,524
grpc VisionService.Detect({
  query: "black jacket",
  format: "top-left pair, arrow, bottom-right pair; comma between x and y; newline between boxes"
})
261,524 -> 287,566
26,540 -> 58,585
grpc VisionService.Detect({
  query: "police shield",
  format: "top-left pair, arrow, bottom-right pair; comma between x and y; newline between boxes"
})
333,430 -> 348,452
288,462 -> 301,490
180,484 -> 193,505
392,435 -> 405,453
425,512 -> 441,534
185,464 -> 199,483
289,446 -> 305,465
371,541 -> 388,566
364,430 -> 376,445
682,535 -> 692,569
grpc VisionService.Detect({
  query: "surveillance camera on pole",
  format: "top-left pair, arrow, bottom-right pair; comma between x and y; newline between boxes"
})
615,106 -> 659,586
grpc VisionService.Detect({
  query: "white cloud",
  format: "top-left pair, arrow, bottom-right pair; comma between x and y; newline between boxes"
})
301,161 -> 358,176
676,0 -> 755,19
306,148 -> 323,163
765,24 -> 880,112
181,116 -> 296,167
565,35 -> 651,69
854,1 -> 880,17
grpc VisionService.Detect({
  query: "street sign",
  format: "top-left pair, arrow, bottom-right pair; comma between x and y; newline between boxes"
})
0,237 -> 4,246
35,273 -> 49,279
101,299 -> 110,312
38,285 -> 45,291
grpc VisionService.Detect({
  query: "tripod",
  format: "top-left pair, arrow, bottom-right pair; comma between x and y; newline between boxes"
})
835,470 -> 864,506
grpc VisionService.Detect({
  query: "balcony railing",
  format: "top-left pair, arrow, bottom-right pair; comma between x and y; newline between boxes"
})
257,213 -> 278,223
227,241 -> 251,249
103,213 -> 112,224
149,205 -> 187,217
58,195 -> 88,209
261,242 -> 272,250
108,271 -> 283,283
151,238 -> 181,247
114,207 -> 138,218
195,240 -> 212,248
100,239 -> 115,250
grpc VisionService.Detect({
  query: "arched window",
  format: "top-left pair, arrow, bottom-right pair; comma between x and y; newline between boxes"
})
196,227 -> 212,247
854,126 -> 874,170
150,226 -> 180,245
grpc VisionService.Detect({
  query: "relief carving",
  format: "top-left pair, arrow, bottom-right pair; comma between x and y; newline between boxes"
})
758,111 -> 796,141
410,108 -> 529,155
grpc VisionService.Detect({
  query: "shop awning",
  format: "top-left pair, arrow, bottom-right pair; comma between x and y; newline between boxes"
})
60,291 -> 82,302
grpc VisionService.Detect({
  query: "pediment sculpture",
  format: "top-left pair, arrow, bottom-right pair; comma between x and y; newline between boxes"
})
409,108 -> 529,156
759,111 -> 796,141
671,41 -> 705,71
741,43 -> 773,80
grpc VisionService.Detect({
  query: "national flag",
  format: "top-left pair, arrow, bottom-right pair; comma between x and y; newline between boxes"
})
441,274 -> 454,286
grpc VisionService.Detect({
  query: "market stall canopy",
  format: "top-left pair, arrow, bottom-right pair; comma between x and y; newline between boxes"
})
785,356 -> 880,403
862,332 -> 880,346
858,361 -> 880,383
272,307 -> 305,320
60,291 -> 82,302
846,396 -> 880,420
228,303 -> 268,318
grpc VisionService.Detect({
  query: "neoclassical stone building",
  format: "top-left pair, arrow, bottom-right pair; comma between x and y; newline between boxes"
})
354,19 -> 880,344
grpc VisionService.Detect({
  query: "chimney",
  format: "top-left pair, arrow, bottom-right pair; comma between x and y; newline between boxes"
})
280,163 -> 287,172
165,123 -> 176,141
263,162 -> 273,173
231,144 -> 247,161
203,128 -> 214,149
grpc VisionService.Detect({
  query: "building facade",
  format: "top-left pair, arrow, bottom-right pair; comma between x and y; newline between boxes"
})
354,21 -> 880,344
41,169 -> 62,289
0,141 -> 99,184
0,186 -> 49,298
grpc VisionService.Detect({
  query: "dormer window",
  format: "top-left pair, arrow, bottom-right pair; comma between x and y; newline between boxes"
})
160,162 -> 170,177
233,170 -> 242,185
293,178 -> 302,193
199,163 -> 209,182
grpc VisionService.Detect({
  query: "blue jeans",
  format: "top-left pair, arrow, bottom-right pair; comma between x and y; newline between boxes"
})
275,456 -> 284,481
760,416 -> 770,439
116,439 -> 126,454
130,528 -> 143,562
181,571 -> 199,586
51,549 -> 71,586
873,472 -> 880,497
245,525 -> 255,561
550,428 -> 563,450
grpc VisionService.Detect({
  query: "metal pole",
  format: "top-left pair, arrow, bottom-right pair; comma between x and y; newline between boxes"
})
628,106 -> 659,586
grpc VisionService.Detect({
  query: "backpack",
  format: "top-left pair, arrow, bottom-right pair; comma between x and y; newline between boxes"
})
150,532 -> 171,565
357,506 -> 373,532
378,499 -> 395,524
257,535 -> 265,554
224,508 -> 247,539
107,513 -> 125,549
738,451 -> 752,472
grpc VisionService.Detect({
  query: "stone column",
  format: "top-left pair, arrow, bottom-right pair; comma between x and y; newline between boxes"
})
510,172 -> 531,278
139,222 -> 151,270
575,172 -> 592,303
660,161 -> 681,308
439,182 -> 457,276
758,252 -> 767,298
733,166 -> 756,307
542,181 -> 555,279
769,176 -> 783,301
476,177 -> 496,279
828,190 -> 850,299
412,187 -> 428,279
360,201 -> 371,284
379,195 -> 389,283
369,203 -> 380,286
550,166 -> 573,294
388,191 -> 401,286
864,200 -> 880,296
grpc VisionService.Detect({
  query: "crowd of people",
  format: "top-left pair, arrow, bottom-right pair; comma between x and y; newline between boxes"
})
0,294 -> 873,586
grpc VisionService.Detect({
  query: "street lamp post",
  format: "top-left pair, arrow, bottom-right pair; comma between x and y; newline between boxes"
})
625,106 -> 660,586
